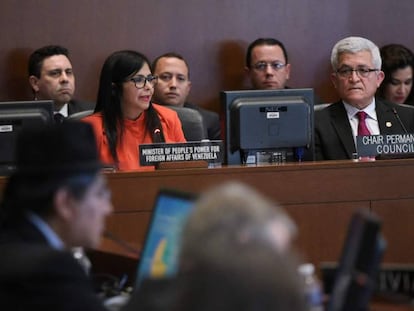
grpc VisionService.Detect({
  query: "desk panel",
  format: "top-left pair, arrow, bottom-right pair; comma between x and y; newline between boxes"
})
105,212 -> 151,253
372,199 -> 414,263
102,159 -> 414,266
108,160 -> 414,211
285,202 -> 370,263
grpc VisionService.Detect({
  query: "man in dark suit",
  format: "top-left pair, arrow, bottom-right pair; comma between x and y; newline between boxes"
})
315,36 -> 414,160
152,52 -> 221,140
245,38 -> 323,109
28,45 -> 95,121
0,122 -> 112,310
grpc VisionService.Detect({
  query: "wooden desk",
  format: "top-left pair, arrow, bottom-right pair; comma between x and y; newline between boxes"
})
103,158 -> 414,267
1,159 -> 414,267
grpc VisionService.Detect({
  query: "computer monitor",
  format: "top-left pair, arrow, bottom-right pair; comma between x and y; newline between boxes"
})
221,88 -> 314,165
0,100 -> 54,173
327,209 -> 386,311
135,188 -> 197,287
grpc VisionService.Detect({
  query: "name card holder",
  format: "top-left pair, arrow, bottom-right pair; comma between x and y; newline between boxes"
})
139,140 -> 223,169
356,133 -> 414,159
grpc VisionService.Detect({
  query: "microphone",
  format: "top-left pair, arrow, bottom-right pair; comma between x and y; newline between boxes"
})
153,128 -> 163,143
103,230 -> 141,257
72,247 -> 92,275
392,108 -> 408,133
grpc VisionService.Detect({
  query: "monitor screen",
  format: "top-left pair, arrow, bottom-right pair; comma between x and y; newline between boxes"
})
221,88 -> 314,165
327,209 -> 386,311
135,188 -> 197,287
0,100 -> 54,173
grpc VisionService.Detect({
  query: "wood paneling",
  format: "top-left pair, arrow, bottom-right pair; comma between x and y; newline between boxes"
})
372,199 -> 414,263
0,1 -> 413,111
285,202 -> 369,263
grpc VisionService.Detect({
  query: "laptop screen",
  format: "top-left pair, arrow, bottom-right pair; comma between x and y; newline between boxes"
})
135,188 -> 197,286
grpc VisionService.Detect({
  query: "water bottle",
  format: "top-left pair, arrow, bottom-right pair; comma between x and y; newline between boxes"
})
72,247 -> 92,275
298,263 -> 324,311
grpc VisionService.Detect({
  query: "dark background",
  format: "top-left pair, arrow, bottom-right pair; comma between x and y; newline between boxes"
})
1,1 -> 413,112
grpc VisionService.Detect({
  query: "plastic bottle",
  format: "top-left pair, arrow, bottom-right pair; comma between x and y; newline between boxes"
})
298,263 -> 324,311
72,247 -> 92,275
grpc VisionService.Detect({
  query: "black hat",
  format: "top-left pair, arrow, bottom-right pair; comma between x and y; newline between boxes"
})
14,121 -> 102,176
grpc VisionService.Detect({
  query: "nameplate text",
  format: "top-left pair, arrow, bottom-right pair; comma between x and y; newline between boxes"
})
139,140 -> 224,166
356,133 -> 414,157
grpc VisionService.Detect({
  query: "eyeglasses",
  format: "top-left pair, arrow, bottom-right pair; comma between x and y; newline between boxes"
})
253,62 -> 286,71
336,67 -> 379,78
129,75 -> 158,89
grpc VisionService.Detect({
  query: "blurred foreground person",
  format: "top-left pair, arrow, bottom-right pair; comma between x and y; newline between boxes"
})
180,181 -> 297,262
176,242 -> 307,311
126,181 -> 305,311
0,122 -> 112,311
177,181 -> 305,310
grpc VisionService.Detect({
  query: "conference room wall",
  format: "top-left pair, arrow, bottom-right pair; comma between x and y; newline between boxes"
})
0,0 -> 413,112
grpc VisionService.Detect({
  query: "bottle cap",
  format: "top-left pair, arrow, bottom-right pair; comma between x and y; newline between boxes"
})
298,263 -> 315,276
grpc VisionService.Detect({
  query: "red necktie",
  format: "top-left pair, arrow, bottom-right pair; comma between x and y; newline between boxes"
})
357,111 -> 371,136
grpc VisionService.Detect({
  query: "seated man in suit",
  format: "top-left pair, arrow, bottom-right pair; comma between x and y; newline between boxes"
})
245,38 -> 322,107
315,36 -> 414,160
28,45 -> 95,122
152,52 -> 221,140
0,122 -> 112,310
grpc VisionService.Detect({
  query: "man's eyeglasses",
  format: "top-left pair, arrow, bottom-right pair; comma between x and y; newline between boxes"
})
336,67 -> 379,78
253,62 -> 286,72
129,75 -> 158,89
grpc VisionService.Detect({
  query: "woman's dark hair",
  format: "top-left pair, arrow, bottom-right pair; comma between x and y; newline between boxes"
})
94,50 -> 165,165
378,44 -> 414,105
0,173 -> 97,228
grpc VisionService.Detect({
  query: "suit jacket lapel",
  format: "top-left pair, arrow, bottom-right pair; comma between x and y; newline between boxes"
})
330,101 -> 356,158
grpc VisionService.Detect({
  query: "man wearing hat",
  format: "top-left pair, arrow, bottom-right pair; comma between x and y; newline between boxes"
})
0,122 -> 112,310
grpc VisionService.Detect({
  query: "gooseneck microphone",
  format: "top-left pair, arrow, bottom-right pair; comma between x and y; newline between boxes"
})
154,128 -> 161,142
392,108 -> 408,133
153,128 -> 164,143
103,230 -> 141,256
